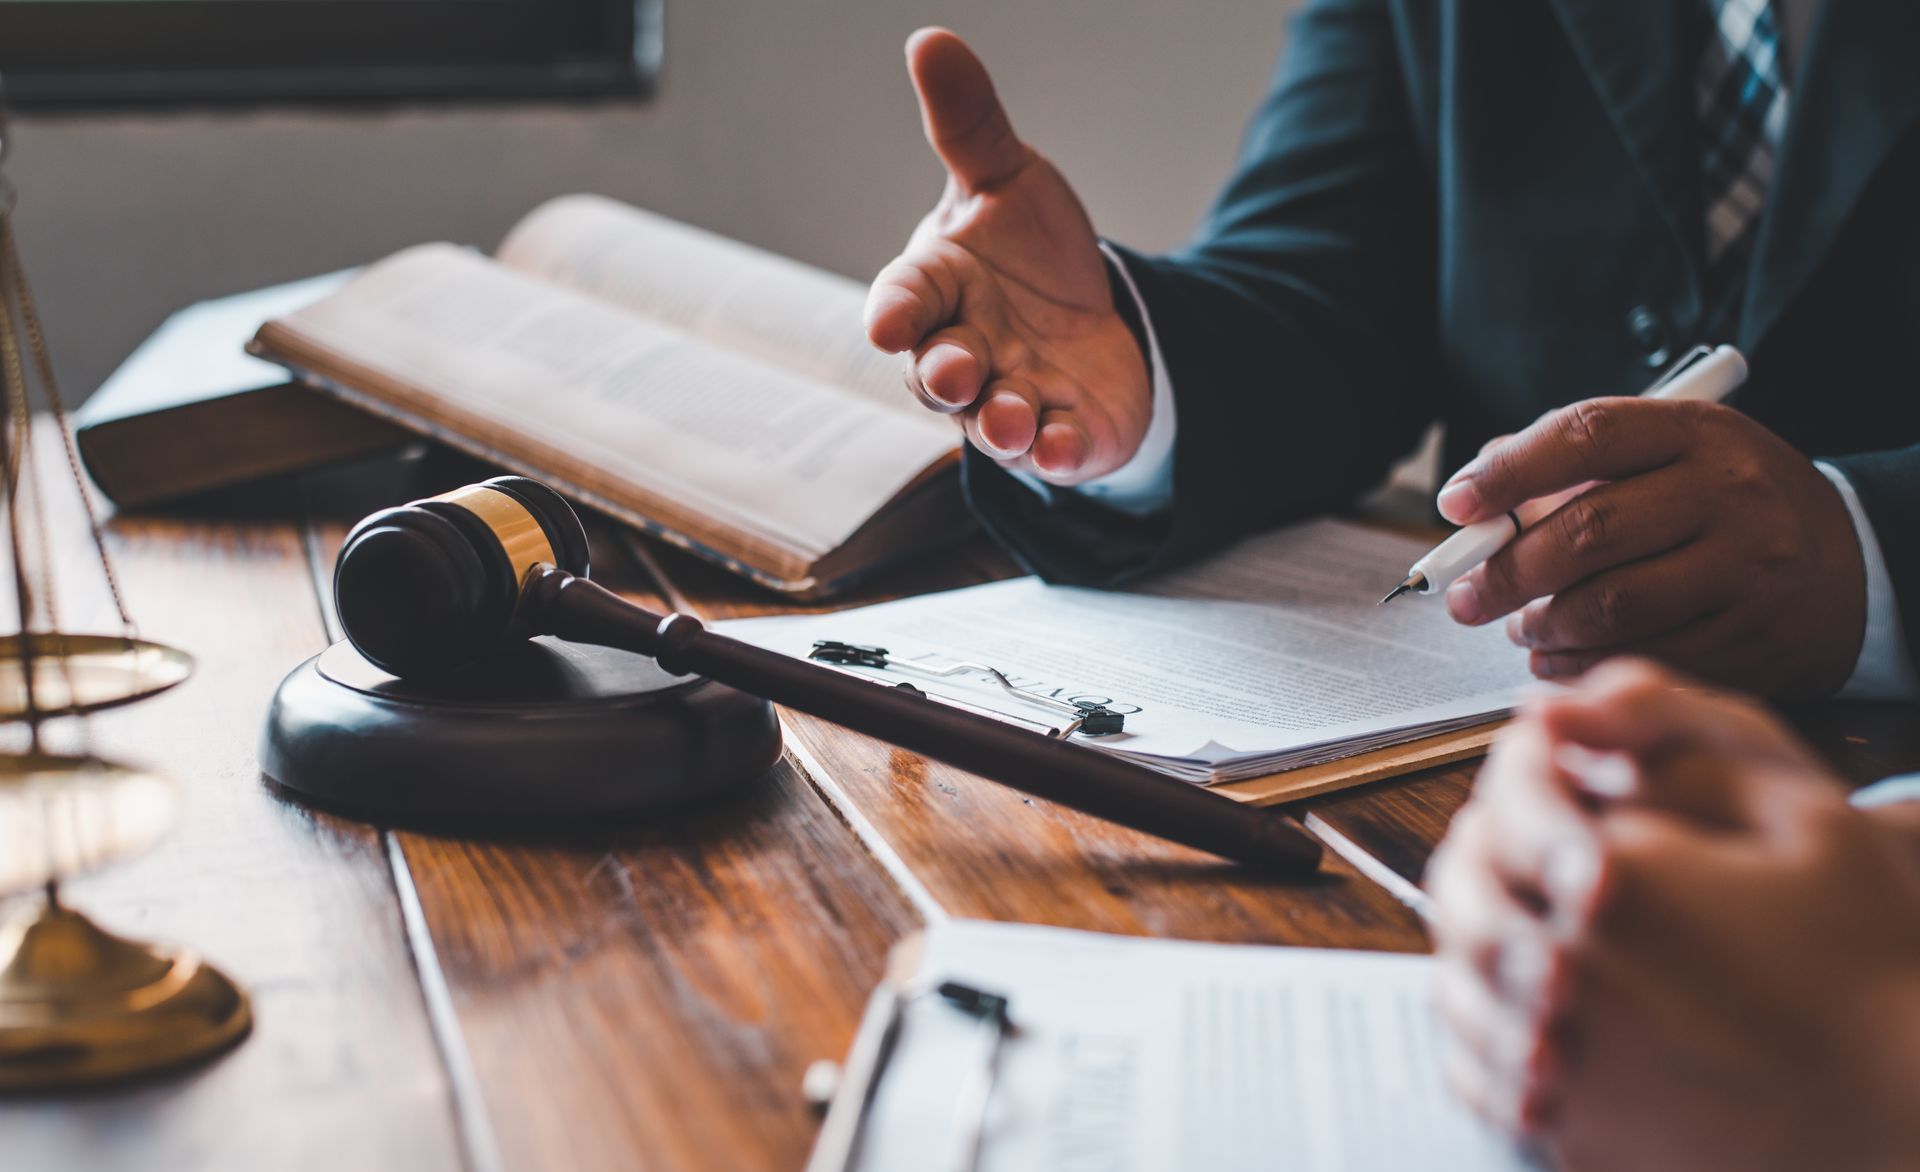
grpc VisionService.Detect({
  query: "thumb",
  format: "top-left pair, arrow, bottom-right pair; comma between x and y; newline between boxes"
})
905,28 -> 1033,192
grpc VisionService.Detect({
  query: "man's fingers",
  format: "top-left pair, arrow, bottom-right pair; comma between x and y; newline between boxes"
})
1437,398 -> 1706,525
1468,725 -> 1608,918
866,254 -> 958,354
1447,468 -> 1708,626
905,28 -> 1034,193
1522,611 -> 1751,687
1434,959 -> 1551,1136
1542,658 -> 1828,770
1429,812 -> 1563,993
1030,409 -> 1091,481
1526,660 -> 1831,826
966,378 -> 1041,459
912,324 -> 992,412
1498,538 -> 1729,651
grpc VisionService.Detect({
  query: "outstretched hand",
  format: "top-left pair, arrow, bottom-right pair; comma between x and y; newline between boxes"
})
866,29 -> 1151,484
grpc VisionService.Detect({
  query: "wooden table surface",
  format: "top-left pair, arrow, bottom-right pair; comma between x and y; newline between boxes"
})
9,442 -> 1920,1171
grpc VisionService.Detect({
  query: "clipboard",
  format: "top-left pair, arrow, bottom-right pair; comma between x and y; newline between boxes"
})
808,639 -> 1506,810
1212,719 -> 1506,806
805,934 -> 924,1172
804,932 -> 1020,1172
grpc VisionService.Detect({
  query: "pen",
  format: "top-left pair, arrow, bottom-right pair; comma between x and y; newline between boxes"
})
1379,344 -> 1749,605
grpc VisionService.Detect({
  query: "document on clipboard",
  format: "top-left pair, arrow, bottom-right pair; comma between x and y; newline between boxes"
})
721,518 -> 1536,798
807,921 -> 1540,1172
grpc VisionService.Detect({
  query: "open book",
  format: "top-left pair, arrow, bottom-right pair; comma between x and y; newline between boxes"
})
723,518 -> 1533,802
250,195 -> 966,596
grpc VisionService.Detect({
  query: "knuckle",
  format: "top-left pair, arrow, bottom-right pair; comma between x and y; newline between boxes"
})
1555,498 -> 1613,563
1477,555 -> 1523,608
1584,582 -> 1633,636
1724,458 -> 1772,501
1752,528 -> 1800,571
875,256 -> 919,285
1561,400 -> 1618,463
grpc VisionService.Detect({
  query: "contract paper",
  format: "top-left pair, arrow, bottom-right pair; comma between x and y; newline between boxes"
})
720,518 -> 1536,782
846,921 -> 1539,1172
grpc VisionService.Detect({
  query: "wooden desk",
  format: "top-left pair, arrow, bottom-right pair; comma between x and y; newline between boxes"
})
9,445 -> 1920,1171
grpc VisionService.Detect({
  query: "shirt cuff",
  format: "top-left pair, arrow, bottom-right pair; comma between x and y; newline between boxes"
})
1817,461 -> 1920,701
1851,774 -> 1920,809
1009,244 -> 1177,516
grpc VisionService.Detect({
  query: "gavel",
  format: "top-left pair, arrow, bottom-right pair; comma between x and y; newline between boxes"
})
332,477 -> 1322,873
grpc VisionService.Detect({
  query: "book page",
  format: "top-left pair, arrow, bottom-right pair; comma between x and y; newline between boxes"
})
262,244 -> 955,559
849,921 -> 1539,1172
721,518 -> 1536,774
497,194 -> 915,414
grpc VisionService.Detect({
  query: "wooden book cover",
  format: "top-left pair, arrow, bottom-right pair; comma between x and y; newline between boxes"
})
75,271 -> 407,507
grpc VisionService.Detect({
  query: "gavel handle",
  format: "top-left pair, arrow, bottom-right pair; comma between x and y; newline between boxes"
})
528,570 -> 1322,873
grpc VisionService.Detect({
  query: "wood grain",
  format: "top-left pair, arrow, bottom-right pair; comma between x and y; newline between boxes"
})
30,434 -> 1918,1172
4,426 -> 464,1171
1299,766 -> 1475,889
298,460 -> 920,1172
635,537 -> 1432,953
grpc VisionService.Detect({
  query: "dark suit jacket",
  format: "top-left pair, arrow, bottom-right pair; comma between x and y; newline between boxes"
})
964,0 -> 1920,662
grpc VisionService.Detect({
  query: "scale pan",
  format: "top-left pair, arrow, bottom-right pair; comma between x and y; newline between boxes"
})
0,754 -> 177,893
0,633 -> 193,719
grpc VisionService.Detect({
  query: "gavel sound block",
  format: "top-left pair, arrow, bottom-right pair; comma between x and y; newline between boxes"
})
262,477 -> 1321,871
261,478 -> 782,823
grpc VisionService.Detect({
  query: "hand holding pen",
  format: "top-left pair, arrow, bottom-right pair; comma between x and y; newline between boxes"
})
1382,345 -> 1874,697
1383,347 -> 1747,604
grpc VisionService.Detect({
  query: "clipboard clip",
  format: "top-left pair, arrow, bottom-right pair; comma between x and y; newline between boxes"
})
808,641 -> 1127,737
803,977 -> 1015,1172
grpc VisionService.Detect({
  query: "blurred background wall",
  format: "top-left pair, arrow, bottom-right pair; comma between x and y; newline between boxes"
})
6,1 -> 1296,402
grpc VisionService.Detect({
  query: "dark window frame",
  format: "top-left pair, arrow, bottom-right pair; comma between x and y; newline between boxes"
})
0,0 -> 659,109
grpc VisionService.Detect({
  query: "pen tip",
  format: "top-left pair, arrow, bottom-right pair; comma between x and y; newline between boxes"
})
1378,574 -> 1424,606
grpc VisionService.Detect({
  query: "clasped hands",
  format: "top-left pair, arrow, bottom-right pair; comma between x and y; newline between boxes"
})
1427,660 -> 1920,1172
868,28 -> 1869,697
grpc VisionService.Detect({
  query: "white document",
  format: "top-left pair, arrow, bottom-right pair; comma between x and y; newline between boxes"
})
721,519 -> 1536,781
846,921 -> 1539,1172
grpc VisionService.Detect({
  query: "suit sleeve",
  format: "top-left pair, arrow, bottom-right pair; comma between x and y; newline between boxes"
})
1825,446 -> 1920,667
964,0 -> 1439,585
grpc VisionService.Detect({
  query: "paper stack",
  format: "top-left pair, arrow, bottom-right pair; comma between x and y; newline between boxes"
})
721,518 -> 1536,785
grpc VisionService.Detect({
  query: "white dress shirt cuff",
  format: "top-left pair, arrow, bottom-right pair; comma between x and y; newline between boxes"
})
1816,462 -> 1920,701
1851,774 -> 1920,809
1008,244 -> 1177,516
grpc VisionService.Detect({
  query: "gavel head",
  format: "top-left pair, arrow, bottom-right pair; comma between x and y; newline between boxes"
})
334,477 -> 591,677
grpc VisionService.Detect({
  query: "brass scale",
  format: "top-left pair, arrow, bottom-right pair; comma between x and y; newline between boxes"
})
0,88 -> 251,1088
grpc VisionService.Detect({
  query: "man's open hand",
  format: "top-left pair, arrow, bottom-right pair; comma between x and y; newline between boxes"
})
865,29 -> 1151,484
1434,398 -> 1867,697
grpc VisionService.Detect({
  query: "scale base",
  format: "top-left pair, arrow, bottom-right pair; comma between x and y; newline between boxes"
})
0,901 -> 251,1091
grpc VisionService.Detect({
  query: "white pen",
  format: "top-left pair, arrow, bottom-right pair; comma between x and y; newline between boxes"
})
1378,344 -> 1750,605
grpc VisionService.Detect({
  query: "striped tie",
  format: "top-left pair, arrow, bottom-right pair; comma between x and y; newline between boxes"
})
1696,0 -> 1790,335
